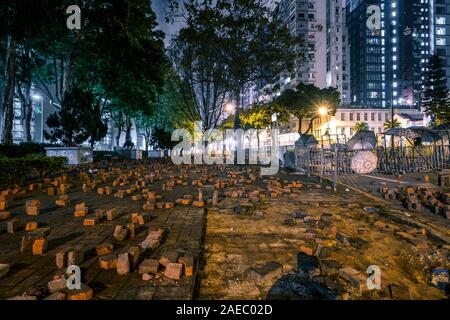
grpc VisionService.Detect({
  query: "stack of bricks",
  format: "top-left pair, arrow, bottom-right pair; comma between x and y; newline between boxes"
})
379,187 -> 398,201
56,195 -> 70,207
192,189 -> 204,207
21,227 -> 50,255
0,192 -> 11,220
74,203 -> 88,217
398,187 -> 422,212
26,200 -> 41,216
143,192 -> 156,210
83,209 -> 105,226
139,228 -> 166,252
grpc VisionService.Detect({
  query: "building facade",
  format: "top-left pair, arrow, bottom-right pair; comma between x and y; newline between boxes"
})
432,0 -> 450,81
346,0 -> 449,109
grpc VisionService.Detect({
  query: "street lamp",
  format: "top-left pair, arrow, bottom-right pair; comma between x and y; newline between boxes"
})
318,106 -> 328,117
225,103 -> 235,114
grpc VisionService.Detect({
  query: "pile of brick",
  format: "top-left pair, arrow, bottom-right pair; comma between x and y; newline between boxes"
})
380,186 -> 450,219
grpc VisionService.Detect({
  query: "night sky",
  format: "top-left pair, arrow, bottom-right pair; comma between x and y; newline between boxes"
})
152,0 -> 185,46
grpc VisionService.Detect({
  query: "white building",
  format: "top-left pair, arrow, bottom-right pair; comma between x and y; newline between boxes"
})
312,107 -> 429,141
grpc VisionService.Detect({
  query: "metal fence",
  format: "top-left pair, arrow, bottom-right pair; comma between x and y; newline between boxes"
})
300,144 -> 450,176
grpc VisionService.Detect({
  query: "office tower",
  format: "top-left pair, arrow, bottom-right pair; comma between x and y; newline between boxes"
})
346,0 -> 449,109
432,0 -> 450,84
267,0 -> 346,96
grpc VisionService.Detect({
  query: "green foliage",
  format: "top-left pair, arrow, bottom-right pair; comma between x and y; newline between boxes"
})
0,142 -> 53,158
354,122 -> 370,133
383,119 -> 401,131
44,87 -> 107,146
274,83 -> 341,133
151,128 -> 177,150
241,105 -> 274,130
169,0 -> 302,130
0,154 -> 67,188
422,54 -> 450,124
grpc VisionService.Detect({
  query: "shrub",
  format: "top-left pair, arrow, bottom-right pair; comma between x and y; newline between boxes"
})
0,154 -> 67,188
0,142 -> 58,158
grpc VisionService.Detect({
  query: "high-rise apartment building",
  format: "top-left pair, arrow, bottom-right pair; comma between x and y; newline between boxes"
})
432,0 -> 450,82
258,0 -> 347,102
346,0 -> 448,109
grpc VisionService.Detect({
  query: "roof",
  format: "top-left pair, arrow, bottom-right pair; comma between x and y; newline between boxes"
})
295,134 -> 318,147
396,113 -> 424,121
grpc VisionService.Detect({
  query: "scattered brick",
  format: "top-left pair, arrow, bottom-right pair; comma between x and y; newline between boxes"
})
106,208 -> 120,221
8,219 -> 25,233
96,243 -> 114,256
117,253 -> 130,275
164,263 -> 183,280
99,253 -> 118,270
0,264 -> 10,279
339,266 -> 367,290
66,284 -> 93,300
139,259 -> 160,275
179,255 -> 194,276
0,211 -> 11,221
159,251 -> 179,267
113,225 -> 128,241
32,238 -> 48,255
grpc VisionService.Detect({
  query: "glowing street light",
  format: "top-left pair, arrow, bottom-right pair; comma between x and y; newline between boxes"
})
318,106 -> 328,116
225,103 -> 235,113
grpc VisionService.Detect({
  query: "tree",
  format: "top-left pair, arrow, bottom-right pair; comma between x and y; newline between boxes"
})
168,0 -> 301,132
44,87 -> 93,146
35,0 -> 168,147
241,104 -> 274,146
168,1 -> 230,132
275,83 -> 341,134
1,0 -> 53,144
384,119 -> 401,131
151,128 -> 177,150
354,122 -> 370,133
422,54 -> 450,124
85,97 -> 108,148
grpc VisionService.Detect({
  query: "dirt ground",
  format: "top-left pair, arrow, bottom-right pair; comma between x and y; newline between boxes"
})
198,172 -> 449,300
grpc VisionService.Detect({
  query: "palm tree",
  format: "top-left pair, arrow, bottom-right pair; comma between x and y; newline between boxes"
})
354,122 -> 370,133
383,119 -> 401,131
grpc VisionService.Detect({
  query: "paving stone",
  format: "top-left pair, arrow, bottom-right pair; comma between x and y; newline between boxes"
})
48,278 -> 68,293
113,225 -> 128,241
99,253 -> 118,270
159,251 -> 179,267
246,261 -> 284,283
0,264 -> 10,279
7,219 -> 25,233
179,255 -> 194,276
66,284 -> 93,300
164,263 -> 183,280
117,253 -> 130,275
44,292 -> 67,300
339,266 -> 367,290
32,238 -> 48,255
139,259 -> 160,275
96,243 -> 114,256
67,247 -> 85,266
106,208 -> 120,221
25,222 -> 38,231
0,211 -> 11,221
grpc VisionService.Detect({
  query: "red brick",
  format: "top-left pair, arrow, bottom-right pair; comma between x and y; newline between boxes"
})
164,263 -> 183,280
